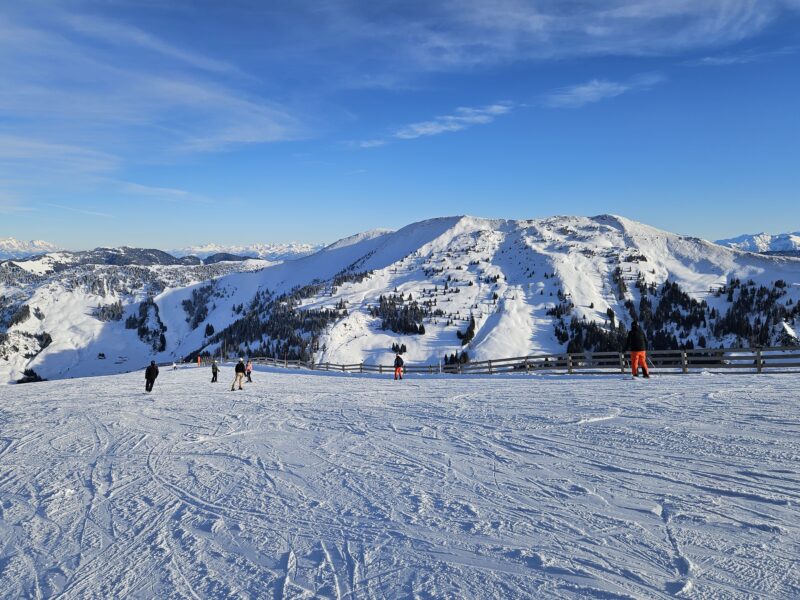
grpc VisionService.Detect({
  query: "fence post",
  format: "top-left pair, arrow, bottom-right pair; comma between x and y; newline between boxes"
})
524,359 -> 530,374
619,353 -> 625,374
567,354 -> 573,374
360,362 -> 363,374
756,348 -> 763,374
379,365 -> 383,375
326,362 -> 330,371
488,360 -> 493,374
681,351 -> 688,374
342,364 -> 345,372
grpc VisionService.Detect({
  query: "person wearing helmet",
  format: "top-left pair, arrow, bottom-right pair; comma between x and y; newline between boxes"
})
232,358 -> 246,391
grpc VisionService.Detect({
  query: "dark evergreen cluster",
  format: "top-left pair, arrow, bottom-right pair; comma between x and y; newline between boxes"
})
711,279 -> 800,346
332,268 -> 373,290
197,286 -> 347,362
456,316 -> 476,345
9,305 -> 31,327
546,301 -> 574,319
368,293 -> 433,335
125,297 -> 167,351
93,300 -> 124,322
559,276 -> 799,353
391,342 -> 407,354
181,285 -> 213,329
17,368 -> 44,384
565,318 -> 628,353
444,351 -> 470,365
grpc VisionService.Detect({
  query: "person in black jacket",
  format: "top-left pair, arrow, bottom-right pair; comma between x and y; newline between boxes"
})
393,353 -> 404,380
211,360 -> 219,383
231,358 -> 246,391
145,361 -> 159,392
625,322 -> 650,378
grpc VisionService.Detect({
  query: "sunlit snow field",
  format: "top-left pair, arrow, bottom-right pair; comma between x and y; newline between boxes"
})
1,366 -> 799,598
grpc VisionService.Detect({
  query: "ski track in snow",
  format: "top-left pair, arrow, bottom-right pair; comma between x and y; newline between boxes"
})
0,367 -> 799,598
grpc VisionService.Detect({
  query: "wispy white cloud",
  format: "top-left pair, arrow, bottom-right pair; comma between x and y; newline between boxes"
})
45,203 -> 115,219
119,181 -> 214,205
0,135 -> 119,173
360,102 -> 512,147
395,103 -> 512,139
686,45 -> 797,66
0,8 -> 303,161
294,0 -> 800,78
65,14 -> 245,76
544,74 -> 666,108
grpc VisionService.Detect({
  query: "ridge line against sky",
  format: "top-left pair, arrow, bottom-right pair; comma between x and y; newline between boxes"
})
1,0 -> 799,249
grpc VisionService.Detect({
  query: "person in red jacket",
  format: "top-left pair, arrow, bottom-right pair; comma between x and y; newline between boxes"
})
393,353 -> 404,380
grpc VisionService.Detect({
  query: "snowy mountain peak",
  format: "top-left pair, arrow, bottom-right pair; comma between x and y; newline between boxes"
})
716,231 -> 800,254
0,237 -> 60,259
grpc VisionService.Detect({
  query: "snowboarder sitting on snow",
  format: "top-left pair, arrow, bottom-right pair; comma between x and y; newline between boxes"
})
211,360 -> 219,383
394,353 -> 404,381
145,360 -> 159,392
625,321 -> 650,378
231,358 -> 246,391
245,359 -> 253,383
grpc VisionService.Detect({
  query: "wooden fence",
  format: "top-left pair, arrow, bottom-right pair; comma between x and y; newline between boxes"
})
199,346 -> 800,376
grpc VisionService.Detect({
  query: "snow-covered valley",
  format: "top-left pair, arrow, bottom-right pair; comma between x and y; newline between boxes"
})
0,367 -> 798,598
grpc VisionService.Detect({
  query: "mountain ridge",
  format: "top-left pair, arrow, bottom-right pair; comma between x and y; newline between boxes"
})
2,214 -> 799,383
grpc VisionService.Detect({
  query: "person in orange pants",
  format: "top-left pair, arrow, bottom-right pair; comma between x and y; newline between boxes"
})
393,353 -> 404,380
625,321 -> 650,378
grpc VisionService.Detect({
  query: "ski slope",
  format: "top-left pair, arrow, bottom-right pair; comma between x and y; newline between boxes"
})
1,368 -> 798,598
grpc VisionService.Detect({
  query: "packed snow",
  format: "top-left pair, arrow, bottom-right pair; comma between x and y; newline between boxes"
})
1,367 -> 798,598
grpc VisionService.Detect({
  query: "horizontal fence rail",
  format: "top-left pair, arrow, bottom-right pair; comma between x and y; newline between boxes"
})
195,346 -> 800,377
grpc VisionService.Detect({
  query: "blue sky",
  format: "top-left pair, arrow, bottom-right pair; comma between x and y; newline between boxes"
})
1,1 -> 799,249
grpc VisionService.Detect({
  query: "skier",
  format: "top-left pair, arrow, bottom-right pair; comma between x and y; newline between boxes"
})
245,359 -> 253,383
393,353 -> 404,381
172,361 -> 177,371
231,358 -> 246,391
625,321 -> 650,378
144,360 -> 159,392
211,360 -> 219,383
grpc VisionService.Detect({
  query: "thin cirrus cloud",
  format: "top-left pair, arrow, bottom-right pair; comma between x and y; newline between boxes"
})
0,8 -> 303,161
360,103 -> 513,147
686,45 -> 797,67
64,14 -> 246,77
544,74 -> 666,109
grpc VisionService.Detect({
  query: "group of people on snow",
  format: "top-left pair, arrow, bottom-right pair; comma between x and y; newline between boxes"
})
145,322 -> 652,390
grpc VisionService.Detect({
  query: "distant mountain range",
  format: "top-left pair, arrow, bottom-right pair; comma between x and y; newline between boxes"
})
0,238 -> 60,260
716,232 -> 800,255
170,242 -> 325,261
2,215 -> 798,384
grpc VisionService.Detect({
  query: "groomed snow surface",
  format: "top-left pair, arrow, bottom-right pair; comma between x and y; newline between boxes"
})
1,368 -> 799,599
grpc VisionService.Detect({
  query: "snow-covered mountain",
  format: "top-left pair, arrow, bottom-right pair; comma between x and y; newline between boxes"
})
716,231 -> 800,254
2,215 -> 799,383
171,241 -> 324,261
0,237 -> 59,259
